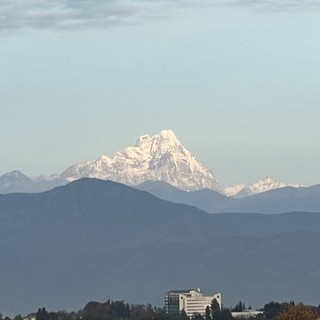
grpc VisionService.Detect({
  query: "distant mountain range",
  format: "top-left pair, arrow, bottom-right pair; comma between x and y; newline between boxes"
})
1,130 -> 319,316
1,170 -> 316,213
0,178 -> 320,316
0,130 -> 303,198
224,176 -> 302,198
136,180 -> 320,213
0,170 -> 64,194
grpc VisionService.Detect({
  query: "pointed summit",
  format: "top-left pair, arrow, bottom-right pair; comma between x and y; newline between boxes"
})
135,130 -> 181,155
0,170 -> 32,183
158,129 -> 177,139
61,130 -> 221,191
0,170 -> 35,193
2,170 -> 26,179
157,129 -> 179,142
246,176 -> 287,194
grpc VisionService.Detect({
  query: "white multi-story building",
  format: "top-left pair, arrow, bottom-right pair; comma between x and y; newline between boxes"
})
165,288 -> 221,318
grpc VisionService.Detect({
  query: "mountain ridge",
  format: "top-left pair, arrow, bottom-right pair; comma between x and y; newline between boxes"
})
0,130 -> 305,196
137,180 -> 320,214
1,178 -> 320,315
225,176 -> 303,198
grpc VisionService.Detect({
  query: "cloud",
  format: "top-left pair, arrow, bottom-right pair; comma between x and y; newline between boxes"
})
221,0 -> 320,11
0,0 -> 165,31
1,0 -> 319,32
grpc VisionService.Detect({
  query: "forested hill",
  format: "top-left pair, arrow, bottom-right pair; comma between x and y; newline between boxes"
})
0,178 -> 320,315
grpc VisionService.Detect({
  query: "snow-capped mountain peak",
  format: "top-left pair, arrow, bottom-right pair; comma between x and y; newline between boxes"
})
247,176 -> 286,193
224,183 -> 246,197
225,176 -> 303,198
0,170 -> 35,193
61,130 -> 222,192
150,129 -> 180,152
0,170 -> 32,185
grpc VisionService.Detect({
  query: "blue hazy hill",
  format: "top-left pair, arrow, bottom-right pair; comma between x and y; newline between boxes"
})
0,178 -> 320,316
137,180 -> 320,213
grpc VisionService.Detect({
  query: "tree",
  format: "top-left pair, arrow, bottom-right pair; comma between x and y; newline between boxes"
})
192,314 -> 204,320
211,299 -> 220,320
210,299 -> 232,320
277,304 -> 317,320
232,301 -> 245,312
36,308 -> 50,320
264,301 -> 288,319
180,310 -> 189,320
205,306 -> 211,320
14,315 -> 23,320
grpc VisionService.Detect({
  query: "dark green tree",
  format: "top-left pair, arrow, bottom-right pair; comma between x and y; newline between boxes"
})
180,310 -> 189,320
36,308 -> 50,320
110,300 -> 128,318
263,301 -> 288,319
154,307 -> 178,320
205,306 -> 211,320
211,299 -> 221,320
232,301 -> 246,312
192,314 -> 204,320
14,315 -> 23,320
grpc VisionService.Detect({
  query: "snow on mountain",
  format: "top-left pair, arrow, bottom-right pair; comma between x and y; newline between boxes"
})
1,132 -> 305,196
0,170 -> 66,194
61,129 -> 222,192
0,170 -> 36,193
33,173 -> 61,182
225,176 -> 303,198
0,170 -> 32,186
224,183 -> 246,197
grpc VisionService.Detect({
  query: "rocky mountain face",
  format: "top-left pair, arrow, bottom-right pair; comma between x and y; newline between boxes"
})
61,129 -> 222,192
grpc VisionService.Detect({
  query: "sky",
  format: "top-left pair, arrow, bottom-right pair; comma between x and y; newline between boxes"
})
1,0 -> 320,187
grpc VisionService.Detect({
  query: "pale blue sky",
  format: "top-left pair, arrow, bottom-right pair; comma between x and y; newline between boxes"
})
1,0 -> 320,187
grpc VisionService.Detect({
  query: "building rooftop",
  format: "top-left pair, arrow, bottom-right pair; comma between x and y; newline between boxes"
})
166,288 -> 201,294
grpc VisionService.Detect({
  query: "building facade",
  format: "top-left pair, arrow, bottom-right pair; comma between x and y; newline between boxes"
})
165,289 -> 222,318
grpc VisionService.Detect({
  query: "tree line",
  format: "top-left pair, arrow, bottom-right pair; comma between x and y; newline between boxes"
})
1,299 -> 319,320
